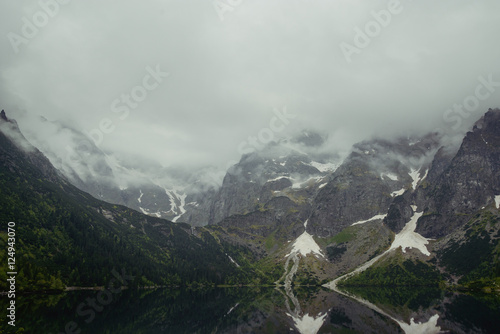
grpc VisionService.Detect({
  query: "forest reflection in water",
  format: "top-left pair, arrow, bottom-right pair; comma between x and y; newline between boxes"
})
1,285 -> 499,333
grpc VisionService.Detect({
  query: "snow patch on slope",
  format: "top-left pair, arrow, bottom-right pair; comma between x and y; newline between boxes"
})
324,206 -> 430,291
226,254 -> 240,268
286,220 -> 324,258
307,161 -> 340,173
381,173 -> 398,181
421,169 -> 429,182
391,187 -> 406,197
162,186 -> 187,222
495,195 -> 500,209
164,188 -> 177,211
409,139 -> 421,146
409,169 -> 420,189
226,303 -> 239,316
389,206 -> 431,256
267,176 -> 289,183
138,189 -> 143,203
291,176 -> 324,189
171,189 -> 186,222
409,168 -> 428,190
351,214 -> 387,226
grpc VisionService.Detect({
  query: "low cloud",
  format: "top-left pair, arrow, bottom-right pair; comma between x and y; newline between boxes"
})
0,0 -> 499,175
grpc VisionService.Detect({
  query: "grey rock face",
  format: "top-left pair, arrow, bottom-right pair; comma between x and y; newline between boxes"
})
308,135 -> 440,237
308,156 -> 393,237
208,139 -> 339,225
1,114 -> 62,185
416,109 -> 500,238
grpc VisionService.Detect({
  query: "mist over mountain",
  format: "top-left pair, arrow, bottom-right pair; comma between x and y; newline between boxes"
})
5,105 -> 495,231
2,106 -> 500,333
1,1 -> 500,332
2,1 -> 500,175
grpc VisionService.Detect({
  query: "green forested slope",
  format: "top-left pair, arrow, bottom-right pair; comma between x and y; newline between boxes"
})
0,121 -> 245,291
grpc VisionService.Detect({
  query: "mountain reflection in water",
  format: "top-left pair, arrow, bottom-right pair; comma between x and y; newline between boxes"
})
1,286 -> 499,333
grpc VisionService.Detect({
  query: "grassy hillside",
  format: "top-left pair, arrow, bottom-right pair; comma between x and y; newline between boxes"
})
0,127 -> 248,291
337,250 -> 444,287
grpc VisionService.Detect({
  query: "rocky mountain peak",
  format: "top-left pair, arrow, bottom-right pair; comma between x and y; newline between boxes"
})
405,109 -> 500,238
291,130 -> 327,147
473,107 -> 500,132
0,111 -> 65,184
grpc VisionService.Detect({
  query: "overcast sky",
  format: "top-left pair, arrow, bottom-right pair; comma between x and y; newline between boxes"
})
1,0 -> 499,169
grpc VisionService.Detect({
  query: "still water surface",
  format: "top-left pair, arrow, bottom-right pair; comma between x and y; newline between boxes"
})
1,286 -> 499,333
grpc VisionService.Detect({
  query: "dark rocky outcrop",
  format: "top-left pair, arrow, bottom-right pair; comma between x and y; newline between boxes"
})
416,109 -> 500,238
308,135 -> 440,237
